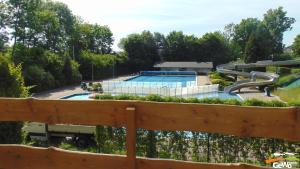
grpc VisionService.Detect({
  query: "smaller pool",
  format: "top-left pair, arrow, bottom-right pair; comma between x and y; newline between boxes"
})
192,92 -> 242,100
285,78 -> 300,89
61,93 -> 92,100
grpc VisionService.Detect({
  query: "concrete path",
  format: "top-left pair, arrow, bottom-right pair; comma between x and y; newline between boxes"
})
32,85 -> 85,99
197,75 -> 211,86
234,87 -> 281,101
33,75 -> 135,99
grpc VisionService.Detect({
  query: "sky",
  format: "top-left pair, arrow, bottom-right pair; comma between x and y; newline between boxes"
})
56,0 -> 300,51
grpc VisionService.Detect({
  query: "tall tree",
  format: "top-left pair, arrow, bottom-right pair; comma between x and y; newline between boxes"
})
263,7 -> 295,54
0,1 -> 9,51
119,31 -> 159,72
233,18 -> 261,56
244,24 -> 272,63
198,32 -> 233,66
292,35 -> 300,57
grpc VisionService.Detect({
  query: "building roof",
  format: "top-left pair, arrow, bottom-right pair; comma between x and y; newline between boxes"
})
154,62 -> 213,69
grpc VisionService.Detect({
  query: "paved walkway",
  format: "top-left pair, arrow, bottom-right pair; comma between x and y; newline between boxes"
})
32,85 -> 85,99
33,75 -> 135,99
197,75 -> 211,85
234,87 -> 281,101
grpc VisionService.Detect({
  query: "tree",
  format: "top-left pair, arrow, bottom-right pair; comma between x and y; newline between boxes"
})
244,24 -> 272,63
198,32 -> 233,66
119,31 -> 159,72
233,18 -> 261,56
163,31 -> 198,61
0,1 -> 9,51
62,56 -> 82,85
263,7 -> 295,54
0,55 -> 29,143
73,21 -> 113,55
292,34 -> 300,57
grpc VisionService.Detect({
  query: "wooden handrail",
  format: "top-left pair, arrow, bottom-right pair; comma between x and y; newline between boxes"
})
0,98 -> 299,141
0,98 -> 299,169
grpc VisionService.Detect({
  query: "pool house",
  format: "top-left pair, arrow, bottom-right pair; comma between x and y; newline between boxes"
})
153,61 -> 213,74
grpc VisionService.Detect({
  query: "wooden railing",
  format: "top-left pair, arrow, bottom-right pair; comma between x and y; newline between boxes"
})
0,98 -> 299,169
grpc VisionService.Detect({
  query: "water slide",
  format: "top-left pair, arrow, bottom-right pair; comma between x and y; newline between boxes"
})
216,60 -> 300,93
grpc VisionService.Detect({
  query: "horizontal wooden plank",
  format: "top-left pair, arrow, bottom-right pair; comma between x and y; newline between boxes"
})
136,157 -> 274,169
0,145 -> 278,169
0,98 -> 127,127
0,98 -> 299,141
0,145 -> 127,169
134,101 -> 300,141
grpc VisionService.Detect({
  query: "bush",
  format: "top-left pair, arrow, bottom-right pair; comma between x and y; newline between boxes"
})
94,94 -> 290,107
278,67 -> 291,75
92,83 -> 102,92
211,79 -> 233,90
0,55 -> 29,144
291,68 -> 300,74
24,65 -> 56,92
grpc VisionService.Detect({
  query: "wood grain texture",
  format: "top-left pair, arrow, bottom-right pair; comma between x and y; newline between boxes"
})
126,107 -> 136,169
0,145 -> 278,169
0,145 -> 127,169
0,98 -> 299,141
136,157 -> 275,169
0,98 -> 127,126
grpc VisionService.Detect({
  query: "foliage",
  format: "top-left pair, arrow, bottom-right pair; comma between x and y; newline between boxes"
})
0,55 -> 29,144
91,83 -> 102,92
94,93 -> 291,107
208,72 -> 235,90
79,50 -> 121,80
62,56 -> 82,85
119,31 -> 159,72
231,7 -> 295,63
198,32 -> 234,66
0,55 -> 29,97
292,34 -> 300,57
244,24 -> 272,63
263,7 -> 296,54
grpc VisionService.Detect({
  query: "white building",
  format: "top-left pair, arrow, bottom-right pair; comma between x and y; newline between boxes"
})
154,62 -> 213,74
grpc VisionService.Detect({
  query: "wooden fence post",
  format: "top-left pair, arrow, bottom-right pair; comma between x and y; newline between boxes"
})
126,107 -> 136,169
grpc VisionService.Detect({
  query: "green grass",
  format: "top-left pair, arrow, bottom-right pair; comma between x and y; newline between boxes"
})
95,94 -> 290,107
274,87 -> 300,105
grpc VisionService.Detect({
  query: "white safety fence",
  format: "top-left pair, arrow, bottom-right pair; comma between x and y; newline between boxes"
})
102,80 -> 219,97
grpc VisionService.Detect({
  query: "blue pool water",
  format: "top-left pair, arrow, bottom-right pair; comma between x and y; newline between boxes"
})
192,92 -> 242,100
61,92 -> 242,100
61,93 -> 92,100
126,75 -> 196,87
285,78 -> 300,89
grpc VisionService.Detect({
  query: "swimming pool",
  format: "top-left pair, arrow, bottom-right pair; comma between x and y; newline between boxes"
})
285,78 -> 300,89
192,92 -> 242,100
61,92 -> 242,101
126,75 -> 196,87
61,93 -> 92,100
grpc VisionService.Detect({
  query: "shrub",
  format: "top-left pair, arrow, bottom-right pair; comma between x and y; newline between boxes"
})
92,83 -> 102,92
211,79 -> 233,90
94,94 -> 290,107
278,67 -> 291,75
291,68 -> 300,74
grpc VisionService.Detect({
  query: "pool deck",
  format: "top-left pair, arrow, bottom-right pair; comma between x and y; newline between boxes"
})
234,87 -> 281,101
197,75 -> 211,86
33,75 -> 135,99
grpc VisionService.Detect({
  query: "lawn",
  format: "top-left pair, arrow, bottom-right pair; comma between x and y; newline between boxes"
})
274,86 -> 300,103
